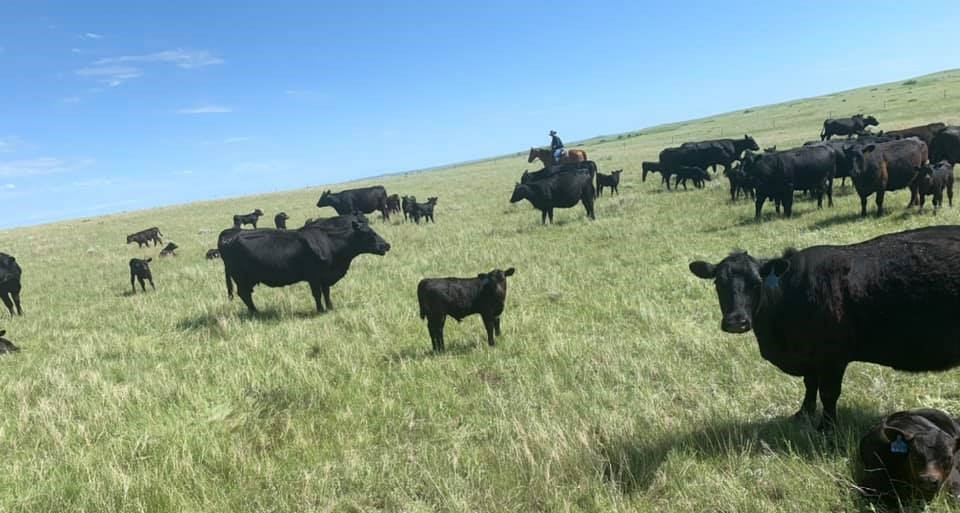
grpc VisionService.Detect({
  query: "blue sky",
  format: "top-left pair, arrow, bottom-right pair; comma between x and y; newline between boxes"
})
1,0 -> 958,228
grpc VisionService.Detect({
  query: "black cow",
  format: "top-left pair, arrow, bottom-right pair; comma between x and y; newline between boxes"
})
401,196 -> 416,223
386,194 -> 401,216
724,163 -> 755,201
641,161 -> 671,187
218,215 -> 390,313
410,197 -> 438,224
129,258 -> 155,293
802,140 -> 858,187
0,329 -> 19,354
743,145 -> 837,219
672,166 -> 711,190
858,409 -> 960,504
596,169 -> 622,196
689,226 -> 960,430
763,146 -> 777,153
918,160 -> 955,210
884,122 -> 947,146
820,114 -> 879,140
233,209 -> 264,229
417,267 -> 515,351
205,249 -> 221,260
126,227 -> 163,248
931,127 -> 960,165
317,186 -> 390,221
844,137 -> 928,216
159,243 -> 178,257
510,170 -> 596,224
521,161 -> 597,184
274,212 -> 289,230
679,135 -> 760,173
0,253 -> 22,316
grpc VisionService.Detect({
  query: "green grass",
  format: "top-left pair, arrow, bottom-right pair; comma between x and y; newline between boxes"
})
2,69 -> 960,512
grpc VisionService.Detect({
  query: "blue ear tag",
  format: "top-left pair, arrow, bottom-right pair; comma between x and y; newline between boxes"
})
764,273 -> 780,290
891,435 -> 909,454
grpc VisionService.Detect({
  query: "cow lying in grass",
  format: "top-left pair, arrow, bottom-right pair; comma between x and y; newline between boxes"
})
0,329 -> 18,354
129,258 -> 155,293
159,243 -> 178,257
417,268 -> 515,352
205,249 -> 221,260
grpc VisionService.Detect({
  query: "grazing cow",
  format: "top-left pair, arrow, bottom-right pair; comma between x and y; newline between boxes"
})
401,196 -> 416,223
510,170 -> 596,224
858,409 -> 960,504
521,160 -> 597,184
688,226 -> 960,430
0,253 -> 22,316
274,212 -> 289,230
596,169 -> 622,196
417,267 -> 515,351
386,194 -> 402,216
931,127 -> 960,165
233,209 -> 264,229
844,137 -> 928,216
724,163 -> 755,201
316,186 -> 390,220
820,114 -> 879,140
672,166 -> 711,190
917,160 -> 955,210
218,215 -> 390,313
205,249 -> 221,260
0,329 -> 19,354
678,135 -> 761,173
126,227 -> 163,248
743,145 -> 837,219
641,161 -> 672,188
884,122 -> 947,146
410,197 -> 438,224
159,243 -> 178,257
129,258 -> 155,293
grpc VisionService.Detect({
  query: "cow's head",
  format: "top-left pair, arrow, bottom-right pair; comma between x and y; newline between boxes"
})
611,169 -> 623,178
350,219 -> 391,255
864,413 -> 960,501
276,212 -> 289,220
509,183 -> 530,203
863,115 -> 879,127
253,209 -> 264,216
316,190 -> 336,208
126,234 -> 134,243
478,268 -> 515,298
427,197 -> 438,205
743,135 -> 760,151
689,252 -> 789,333
843,144 -> 874,178
0,254 -> 19,284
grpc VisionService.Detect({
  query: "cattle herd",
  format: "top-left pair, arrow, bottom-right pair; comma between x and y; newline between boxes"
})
2,113 -> 960,505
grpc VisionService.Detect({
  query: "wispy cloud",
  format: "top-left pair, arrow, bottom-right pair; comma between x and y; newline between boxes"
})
0,157 -> 93,178
4,184 -> 15,189
84,32 -> 103,39
177,105 -> 233,114
95,49 -> 223,69
75,65 -> 142,87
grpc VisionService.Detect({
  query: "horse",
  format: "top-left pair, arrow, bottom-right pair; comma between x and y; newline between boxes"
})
527,147 -> 588,167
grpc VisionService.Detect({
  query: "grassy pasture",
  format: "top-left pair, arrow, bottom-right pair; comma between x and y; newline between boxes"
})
2,70 -> 960,512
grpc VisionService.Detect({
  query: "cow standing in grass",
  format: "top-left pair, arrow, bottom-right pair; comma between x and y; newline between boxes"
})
317,186 -> 390,221
129,258 -> 155,293
917,160 -> 955,210
417,268 -> 515,352
820,114 -> 879,140
126,227 -> 163,248
843,137 -> 928,216
0,253 -> 22,316
233,209 -> 264,229
510,170 -> 595,224
274,212 -> 289,230
596,169 -> 622,196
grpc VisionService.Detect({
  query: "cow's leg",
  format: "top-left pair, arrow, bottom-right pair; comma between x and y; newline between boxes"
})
754,194 -> 766,220
11,292 -> 22,315
826,179 -> 834,207
816,363 -> 849,431
130,274 -> 137,294
875,190 -> 885,217
793,375 -> 819,420
548,209 -> 554,224
138,276 -> 146,292
307,281 -> 326,313
482,314 -> 496,346
427,316 -> 446,352
859,194 -> 869,217
494,316 -> 502,337
0,293 -> 13,315
540,210 -> 547,225
147,277 -> 155,290
949,183 -> 954,207
783,192 -> 794,217
237,282 -> 257,313
583,195 -> 596,220
322,285 -> 334,311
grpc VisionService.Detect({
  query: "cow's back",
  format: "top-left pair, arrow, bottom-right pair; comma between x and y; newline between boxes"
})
418,277 -> 485,320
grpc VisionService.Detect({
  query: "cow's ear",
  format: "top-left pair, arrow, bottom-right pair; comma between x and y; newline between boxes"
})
882,426 -> 915,448
863,144 -> 876,154
689,261 -> 716,279
504,267 -> 515,277
760,258 -> 790,277
8,256 -> 14,262
145,258 -> 152,263
0,330 -> 5,337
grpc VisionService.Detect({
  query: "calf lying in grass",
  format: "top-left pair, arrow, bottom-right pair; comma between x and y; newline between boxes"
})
417,267 -> 515,352
205,249 -> 221,259
0,329 -> 19,354
159,242 -> 178,257
129,258 -> 155,293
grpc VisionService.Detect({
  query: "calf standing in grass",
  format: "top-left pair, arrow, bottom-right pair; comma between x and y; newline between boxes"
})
129,258 -> 155,293
386,194 -> 401,216
274,212 -> 289,229
411,197 -> 438,224
205,249 -> 221,259
233,209 -> 264,228
918,160 -> 955,210
0,329 -> 19,354
596,169 -> 622,197
0,253 -> 23,316
401,195 -> 416,223
417,268 -> 515,352
159,243 -> 178,257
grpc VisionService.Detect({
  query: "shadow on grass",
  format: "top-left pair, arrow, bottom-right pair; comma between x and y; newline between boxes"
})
809,211 -> 868,230
175,308 -> 320,331
602,407 -> 879,496
382,340 -> 482,363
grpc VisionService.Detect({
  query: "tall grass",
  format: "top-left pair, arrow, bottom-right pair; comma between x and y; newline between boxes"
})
1,69 -> 960,512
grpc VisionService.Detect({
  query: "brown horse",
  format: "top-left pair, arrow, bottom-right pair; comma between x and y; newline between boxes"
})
527,147 -> 588,167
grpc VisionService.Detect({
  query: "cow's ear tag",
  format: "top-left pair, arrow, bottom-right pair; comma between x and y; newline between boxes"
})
764,273 -> 780,290
891,435 -> 909,454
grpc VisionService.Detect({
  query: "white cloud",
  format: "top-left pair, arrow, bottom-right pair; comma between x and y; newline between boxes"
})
0,157 -> 93,177
75,65 -> 142,87
84,32 -> 103,39
95,49 -> 223,69
4,184 -> 14,189
177,105 -> 232,114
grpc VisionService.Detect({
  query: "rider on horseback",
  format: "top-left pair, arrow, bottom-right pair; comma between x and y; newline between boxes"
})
549,130 -> 564,163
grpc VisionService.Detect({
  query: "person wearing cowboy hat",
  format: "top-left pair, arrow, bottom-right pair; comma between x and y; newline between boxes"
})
549,130 -> 564,164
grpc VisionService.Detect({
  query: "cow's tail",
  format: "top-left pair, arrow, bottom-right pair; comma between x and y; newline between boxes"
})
224,264 -> 234,299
